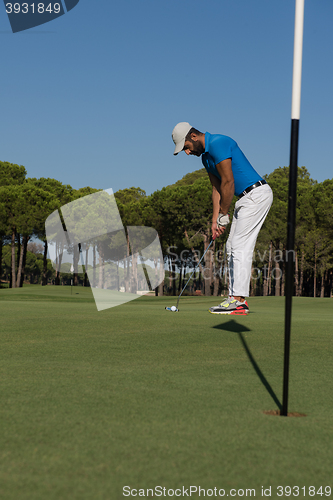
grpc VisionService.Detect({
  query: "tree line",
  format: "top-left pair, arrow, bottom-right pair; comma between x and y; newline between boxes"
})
0,162 -> 98,288
1,160 -> 332,297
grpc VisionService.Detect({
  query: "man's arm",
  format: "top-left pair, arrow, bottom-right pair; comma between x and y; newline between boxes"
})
215,158 -> 234,214
208,172 -> 225,238
208,171 -> 221,216
208,158 -> 235,238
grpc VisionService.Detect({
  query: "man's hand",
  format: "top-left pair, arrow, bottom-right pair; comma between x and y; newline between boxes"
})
212,220 -> 226,239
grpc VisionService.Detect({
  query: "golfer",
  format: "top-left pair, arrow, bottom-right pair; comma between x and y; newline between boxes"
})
172,122 -> 273,315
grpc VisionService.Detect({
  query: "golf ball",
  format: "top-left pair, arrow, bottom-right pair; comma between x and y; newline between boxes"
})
171,306 -> 177,312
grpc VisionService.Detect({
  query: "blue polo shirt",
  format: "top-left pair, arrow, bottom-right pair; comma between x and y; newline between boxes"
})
201,132 -> 263,196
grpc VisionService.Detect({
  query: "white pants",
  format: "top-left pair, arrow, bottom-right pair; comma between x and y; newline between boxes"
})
226,183 -> 273,298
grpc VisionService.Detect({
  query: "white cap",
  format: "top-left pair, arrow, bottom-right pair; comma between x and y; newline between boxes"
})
172,122 -> 192,155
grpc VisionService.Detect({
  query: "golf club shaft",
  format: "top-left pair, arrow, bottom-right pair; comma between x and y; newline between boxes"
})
176,237 -> 215,309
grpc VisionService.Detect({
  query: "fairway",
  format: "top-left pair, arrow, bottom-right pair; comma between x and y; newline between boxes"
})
0,286 -> 332,499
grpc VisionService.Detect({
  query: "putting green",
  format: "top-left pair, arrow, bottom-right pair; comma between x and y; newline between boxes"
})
0,286 -> 332,499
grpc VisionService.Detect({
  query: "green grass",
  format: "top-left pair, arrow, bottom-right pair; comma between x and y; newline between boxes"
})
0,286 -> 332,499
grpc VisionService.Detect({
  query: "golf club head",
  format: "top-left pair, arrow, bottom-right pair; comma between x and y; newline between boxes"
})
165,307 -> 179,312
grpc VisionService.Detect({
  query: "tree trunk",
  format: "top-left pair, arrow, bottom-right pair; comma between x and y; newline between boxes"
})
314,243 -> 317,298
55,247 -> 63,285
295,250 -> 299,296
158,280 -> 164,296
203,233 -> 211,296
250,265 -> 256,297
42,239 -> 48,285
124,236 -> 130,292
300,248 -> 304,296
168,256 -> 172,292
11,230 -> 16,289
198,270 -> 202,294
116,260 -> 120,291
20,235 -> 29,287
172,259 -> 177,296
93,245 -> 96,288
16,233 -> 21,285
17,234 -> 29,287
182,261 -> 187,291
158,255 -> 164,296
154,257 -> 159,295
263,264 -> 268,297
274,256 -> 280,297
73,244 -> 80,286
0,236 -> 3,287
124,258 -> 129,292
84,245 -> 89,287
154,256 -> 164,295
178,259 -> 183,293
320,272 -> 325,298
281,249 -> 285,297
98,247 -> 104,289
131,252 -> 138,293
268,241 -> 273,296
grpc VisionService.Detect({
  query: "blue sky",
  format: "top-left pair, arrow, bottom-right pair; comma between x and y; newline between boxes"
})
1,0 -> 332,195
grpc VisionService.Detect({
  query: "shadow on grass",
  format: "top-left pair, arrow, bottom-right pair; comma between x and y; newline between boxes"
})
213,320 -> 282,410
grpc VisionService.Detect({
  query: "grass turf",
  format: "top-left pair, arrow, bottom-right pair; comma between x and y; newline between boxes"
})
0,286 -> 332,499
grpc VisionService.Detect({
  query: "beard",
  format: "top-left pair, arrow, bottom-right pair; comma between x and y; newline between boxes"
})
190,140 -> 205,156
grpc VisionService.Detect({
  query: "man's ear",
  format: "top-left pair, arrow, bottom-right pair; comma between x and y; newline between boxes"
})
190,133 -> 198,142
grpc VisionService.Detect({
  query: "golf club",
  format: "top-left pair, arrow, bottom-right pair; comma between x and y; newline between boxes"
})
165,235 -> 216,312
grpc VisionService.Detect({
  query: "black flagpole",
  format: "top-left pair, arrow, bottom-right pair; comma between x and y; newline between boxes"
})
281,0 -> 305,417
